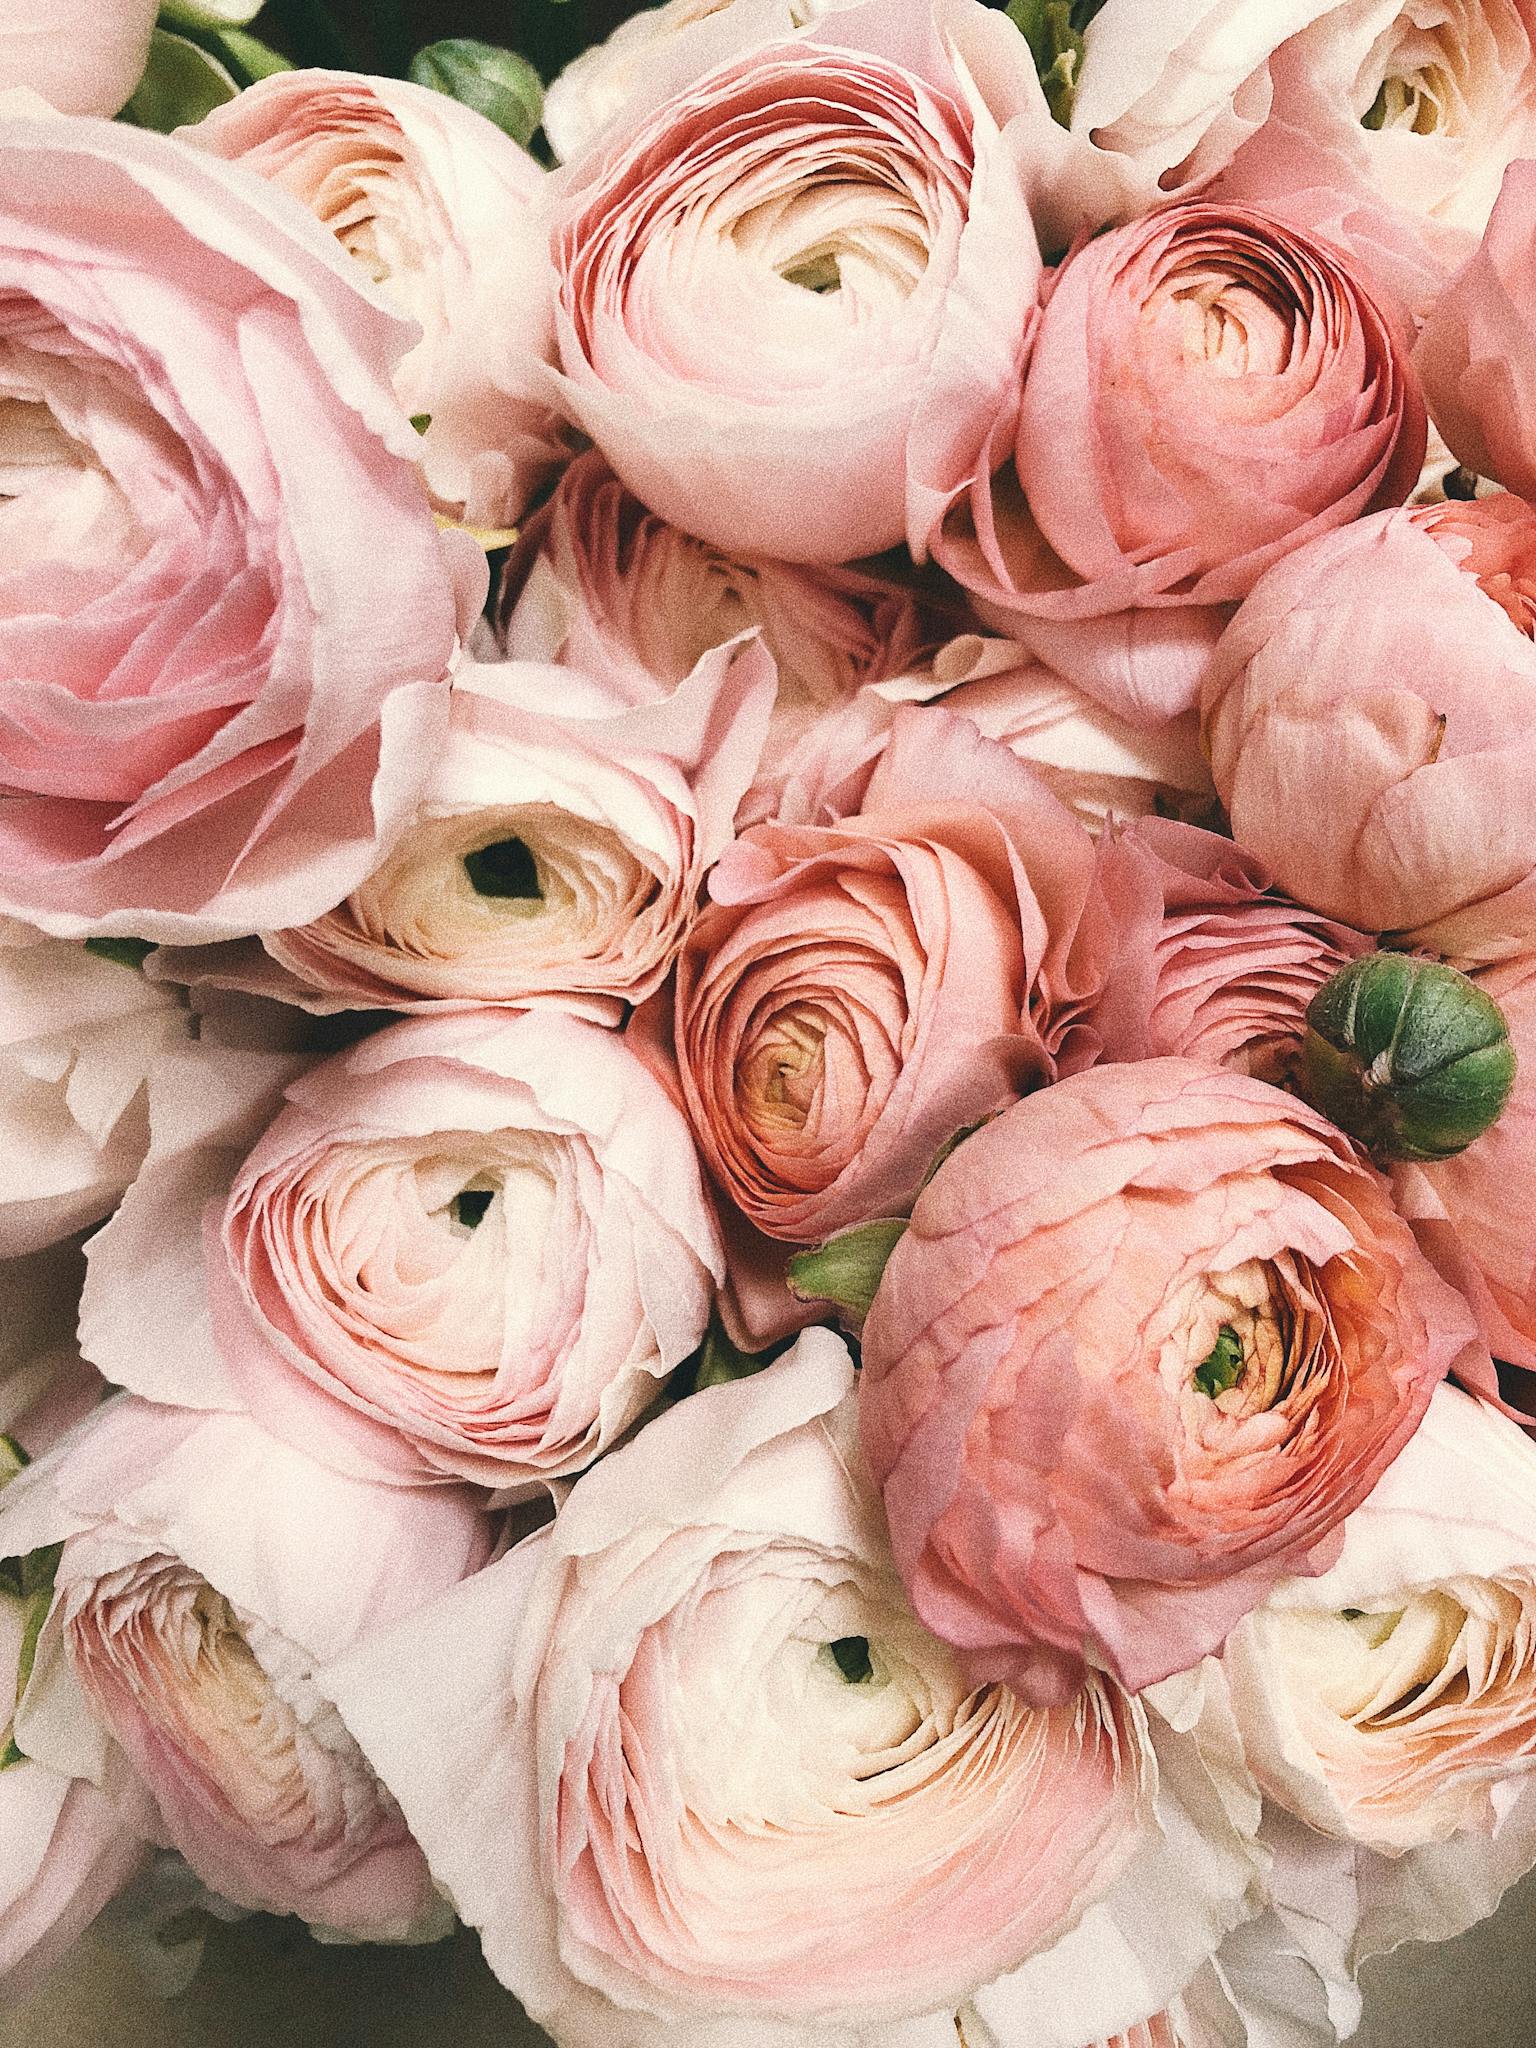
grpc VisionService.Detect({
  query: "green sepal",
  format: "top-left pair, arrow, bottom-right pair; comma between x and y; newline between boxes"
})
121,28 -> 237,132
408,39 -> 544,149
788,1218 -> 907,1328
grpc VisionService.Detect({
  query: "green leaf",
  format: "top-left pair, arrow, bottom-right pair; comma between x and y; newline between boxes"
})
214,28 -> 294,82
409,39 -> 544,150
0,1542 -> 63,1769
83,937 -> 155,971
121,28 -> 237,132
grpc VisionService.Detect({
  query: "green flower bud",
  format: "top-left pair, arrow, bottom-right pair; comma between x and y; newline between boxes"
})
1299,953 -> 1517,1164
408,39 -> 544,150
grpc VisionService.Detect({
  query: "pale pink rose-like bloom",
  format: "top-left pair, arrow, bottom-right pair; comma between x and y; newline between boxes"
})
152,643 -> 774,1022
497,451 -> 960,828
674,709 -> 1108,1248
543,0 -> 832,162
0,1397 -> 490,1939
861,1059 -> 1482,1704
1066,0 -> 1536,263
1207,1387 -> 1536,1974
1088,818 -> 1372,1082
933,200 -> 1425,655
0,111 -> 485,944
1393,955 -> 1536,1404
1416,160 -> 1536,502
765,638 -> 1214,834
185,69 -> 565,530
549,0 -> 1045,563
90,1011 -> 725,1492
0,0 -> 156,116
324,1332 -> 1262,2048
0,923 -> 191,1259
1203,495 -> 1536,961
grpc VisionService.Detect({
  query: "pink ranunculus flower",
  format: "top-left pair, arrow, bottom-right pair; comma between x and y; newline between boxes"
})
185,69 -> 565,531
765,637 -> 1215,834
92,1011 -> 724,1492
1202,495 -> 1536,961
860,1058 -> 1482,1703
0,1397 -> 490,1939
1067,0 -> 1536,262
497,450 -> 961,828
0,0 -> 156,116
542,0 -> 833,161
323,1331 -> 1262,2048
1213,1386 -> 1536,1971
152,643 -> 775,1021
0,923 -> 191,1259
934,200 -> 1425,646
1392,954 -> 1536,1404
1088,818 -> 1373,1082
1415,160 -> 1536,502
548,0 -> 1044,563
0,110 -> 485,944
674,708 -> 1108,1247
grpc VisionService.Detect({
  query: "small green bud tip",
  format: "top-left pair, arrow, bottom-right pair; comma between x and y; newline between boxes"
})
1299,953 -> 1517,1164
408,39 -> 544,149
787,1218 -> 908,1328
1193,1326 -> 1244,1400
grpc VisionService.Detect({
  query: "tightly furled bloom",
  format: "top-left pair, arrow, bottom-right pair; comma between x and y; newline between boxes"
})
861,1059 -> 1481,1701
497,451 -> 958,827
1089,819 -> 1372,1081
935,200 -> 1425,631
0,926 -> 190,1257
0,0 -> 156,116
326,1333 -> 1261,2048
1392,955 -> 1536,1395
1203,496 -> 1536,961
1069,0 -> 1536,257
195,1010 -> 722,1490
0,111 -> 484,943
172,645 -> 773,1019
1416,160 -> 1536,501
549,0 -> 1042,561
675,710 -> 1107,1245
187,69 -> 565,529
0,1399 -> 489,1936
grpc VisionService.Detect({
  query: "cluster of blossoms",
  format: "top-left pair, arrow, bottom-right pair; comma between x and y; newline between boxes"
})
7,0 -> 1536,2040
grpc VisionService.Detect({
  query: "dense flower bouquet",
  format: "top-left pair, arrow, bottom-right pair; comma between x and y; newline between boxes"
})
5,0 -> 1536,2041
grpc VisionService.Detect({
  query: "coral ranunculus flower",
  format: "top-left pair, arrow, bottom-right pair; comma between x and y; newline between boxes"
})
860,1058 -> 1483,1701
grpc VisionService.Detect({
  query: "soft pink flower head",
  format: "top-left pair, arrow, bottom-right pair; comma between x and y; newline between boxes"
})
210,1009 -> 724,1490
674,709 -> 1108,1245
169,644 -> 773,1019
185,69 -> 565,530
1203,496 -> 1536,961
0,111 -> 484,943
860,1059 -> 1481,1702
496,451 -> 960,826
321,1332 -> 1263,2048
1393,955 -> 1536,1403
935,199 -> 1424,639
0,1398 -> 489,1939
0,0 -> 156,116
549,0 -> 1043,562
1090,818 -> 1372,1082
1416,160 -> 1536,502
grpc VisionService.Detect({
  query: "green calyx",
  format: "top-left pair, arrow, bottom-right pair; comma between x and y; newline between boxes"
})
1006,0 -> 1108,126
1299,953 -> 1517,1164
1193,1326 -> 1245,1399
788,1218 -> 908,1330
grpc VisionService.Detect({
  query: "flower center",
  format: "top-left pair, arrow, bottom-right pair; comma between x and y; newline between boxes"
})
462,835 -> 543,902
740,1005 -> 828,1132
822,1634 -> 875,1683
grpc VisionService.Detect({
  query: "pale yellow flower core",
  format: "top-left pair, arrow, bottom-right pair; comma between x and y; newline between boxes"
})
1361,13 -> 1468,137
739,1004 -> 828,1134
